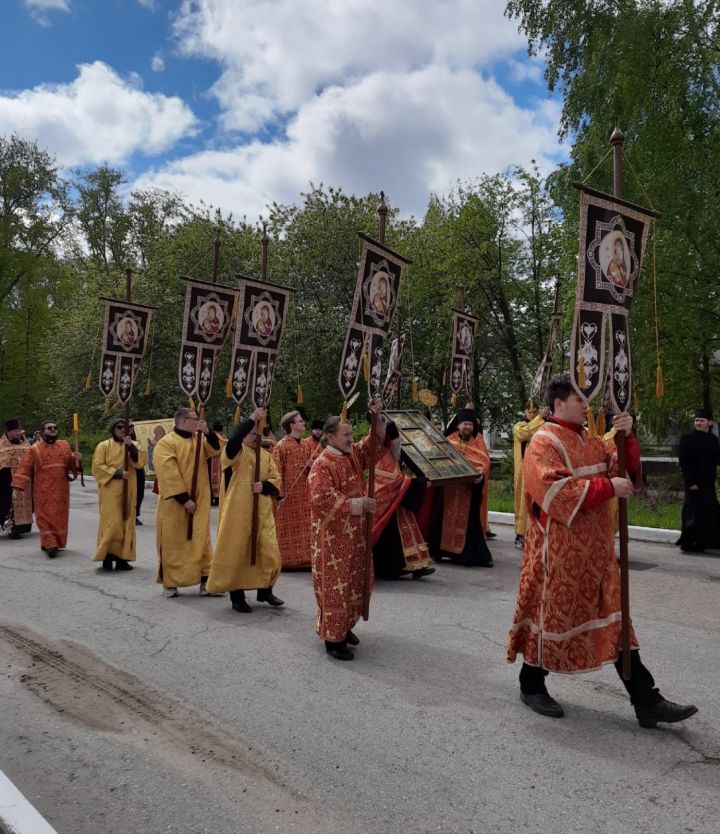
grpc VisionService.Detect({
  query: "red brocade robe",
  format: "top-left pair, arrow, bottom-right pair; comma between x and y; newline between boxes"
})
0,435 -> 33,532
441,433 -> 491,554
372,453 -> 432,571
12,439 -> 78,549
308,437 -> 375,642
273,435 -> 313,569
507,420 -> 640,673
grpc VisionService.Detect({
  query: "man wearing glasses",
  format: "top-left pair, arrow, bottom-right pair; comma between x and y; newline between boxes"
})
153,408 -> 221,597
12,419 -> 79,558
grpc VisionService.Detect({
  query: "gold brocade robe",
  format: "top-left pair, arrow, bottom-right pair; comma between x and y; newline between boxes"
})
507,422 -> 638,673
154,431 -> 219,588
441,433 -> 491,553
12,439 -> 77,549
272,435 -> 313,568
91,438 -> 147,562
0,435 -> 33,530
207,444 -> 282,591
308,438 -> 373,642
512,415 -> 545,535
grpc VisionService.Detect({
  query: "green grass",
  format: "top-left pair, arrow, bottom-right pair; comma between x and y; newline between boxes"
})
487,481 -> 681,530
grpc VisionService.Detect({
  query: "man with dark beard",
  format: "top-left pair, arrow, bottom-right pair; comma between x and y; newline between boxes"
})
677,409 -> 720,553
12,419 -> 79,557
0,419 -> 33,538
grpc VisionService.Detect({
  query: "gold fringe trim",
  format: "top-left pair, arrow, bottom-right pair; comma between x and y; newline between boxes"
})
577,355 -> 587,390
188,396 -> 196,411
362,352 -> 370,382
656,364 -> 665,399
586,406 -> 597,439
84,371 -> 92,391
442,369 -> 447,387
103,397 -> 110,416
234,406 -> 241,426
112,399 -> 123,412
633,386 -> 640,413
144,380 -> 152,397
450,392 -> 457,408
225,375 -> 233,399
340,401 -> 348,422
296,383 -> 304,406
411,378 -> 419,403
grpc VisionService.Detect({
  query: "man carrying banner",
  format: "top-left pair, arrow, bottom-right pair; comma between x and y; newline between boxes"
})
272,410 -> 313,569
507,374 -> 698,727
12,419 -> 79,557
207,408 -> 284,611
512,402 -> 549,548
308,399 -> 386,661
153,407 -> 221,597
372,420 -> 434,580
0,419 -> 33,538
91,419 -> 147,571
432,407 -> 493,567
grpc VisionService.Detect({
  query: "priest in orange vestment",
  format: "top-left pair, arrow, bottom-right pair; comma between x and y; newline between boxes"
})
308,401 -> 385,661
273,410 -> 314,569
507,373 -> 697,728
0,419 -> 33,538
431,408 -> 493,567
12,419 -> 79,557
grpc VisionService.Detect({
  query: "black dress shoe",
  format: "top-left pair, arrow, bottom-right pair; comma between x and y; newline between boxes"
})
412,567 -> 436,579
231,597 -> 253,613
102,556 -> 114,571
9,530 -> 22,540
325,642 -> 354,661
346,630 -> 359,646
257,589 -> 284,606
520,691 -> 565,718
114,558 -> 133,571
135,518 -> 143,526
485,531 -> 497,539
635,699 -> 699,729
47,547 -> 59,558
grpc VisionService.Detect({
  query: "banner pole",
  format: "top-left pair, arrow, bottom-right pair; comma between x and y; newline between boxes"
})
611,125 -> 632,681
122,267 -> 132,522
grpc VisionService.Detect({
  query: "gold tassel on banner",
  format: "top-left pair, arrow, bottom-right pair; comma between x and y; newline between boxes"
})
656,364 -> 665,399
412,378 -> 419,403
577,355 -> 587,390
84,371 -> 92,391
234,406 -> 241,426
451,392 -> 457,408
596,407 -> 606,437
340,401 -> 348,423
296,383 -> 304,406
225,375 -> 233,399
103,397 -> 110,416
362,352 -> 370,382
144,380 -> 152,397
586,406 -> 597,439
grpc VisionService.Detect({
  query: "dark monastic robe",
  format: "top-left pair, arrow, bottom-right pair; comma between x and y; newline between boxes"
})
677,429 -> 720,552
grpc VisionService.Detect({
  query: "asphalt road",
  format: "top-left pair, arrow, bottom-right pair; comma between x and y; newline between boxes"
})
1,482 -> 718,834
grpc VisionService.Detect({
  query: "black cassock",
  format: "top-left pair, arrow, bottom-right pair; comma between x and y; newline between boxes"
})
677,429 -> 720,552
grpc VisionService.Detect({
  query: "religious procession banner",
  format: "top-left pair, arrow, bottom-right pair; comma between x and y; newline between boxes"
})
131,417 -> 174,475
570,185 -> 654,412
530,302 -> 561,403
382,332 -> 406,407
98,298 -> 156,404
229,277 -> 292,409
338,233 -> 409,401
449,310 -> 479,398
178,277 -> 238,406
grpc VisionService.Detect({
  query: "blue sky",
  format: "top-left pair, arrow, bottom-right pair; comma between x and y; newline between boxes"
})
1,0 -> 564,218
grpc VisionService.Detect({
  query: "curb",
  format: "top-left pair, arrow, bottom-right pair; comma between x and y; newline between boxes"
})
0,771 -> 58,834
488,511 -> 679,544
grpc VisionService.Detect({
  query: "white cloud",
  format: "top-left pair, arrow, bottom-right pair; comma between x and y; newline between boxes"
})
151,53 -> 165,72
138,0 -> 157,8
174,0 -> 527,132
0,62 -> 197,166
24,0 -> 70,25
136,66 -> 564,219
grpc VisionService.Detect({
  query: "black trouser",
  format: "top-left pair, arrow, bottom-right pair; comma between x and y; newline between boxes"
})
519,652 -> 662,709
136,468 -> 146,517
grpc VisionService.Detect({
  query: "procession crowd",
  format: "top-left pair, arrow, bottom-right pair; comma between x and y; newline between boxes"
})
0,374 -> 703,727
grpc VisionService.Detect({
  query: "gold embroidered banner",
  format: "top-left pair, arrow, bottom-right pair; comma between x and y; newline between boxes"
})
449,310 -> 479,398
98,298 -> 156,404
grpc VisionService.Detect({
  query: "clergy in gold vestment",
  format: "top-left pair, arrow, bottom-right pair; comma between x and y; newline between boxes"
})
512,404 -> 548,546
308,400 -> 385,661
206,408 -> 285,612
153,408 -> 221,597
431,408 -> 493,567
507,373 -> 698,728
12,419 -> 78,557
273,410 -> 315,569
0,419 -> 33,537
91,419 -> 147,571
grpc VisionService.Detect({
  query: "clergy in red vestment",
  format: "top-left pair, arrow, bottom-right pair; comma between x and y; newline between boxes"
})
431,408 -> 493,567
372,421 -> 435,580
0,419 -> 33,538
507,374 -> 697,728
208,421 -> 228,506
303,419 -> 324,457
308,399 -> 385,661
12,419 -> 79,557
273,410 -> 314,569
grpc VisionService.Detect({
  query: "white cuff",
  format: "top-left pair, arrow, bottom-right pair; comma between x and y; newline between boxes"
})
350,497 -> 364,516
